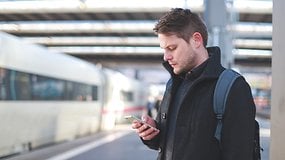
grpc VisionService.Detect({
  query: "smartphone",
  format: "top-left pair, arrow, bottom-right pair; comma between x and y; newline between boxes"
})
124,115 -> 159,131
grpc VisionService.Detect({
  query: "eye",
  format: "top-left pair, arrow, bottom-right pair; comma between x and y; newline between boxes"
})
167,46 -> 176,51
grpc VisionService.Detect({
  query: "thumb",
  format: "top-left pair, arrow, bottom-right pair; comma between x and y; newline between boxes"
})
141,114 -> 156,128
141,114 -> 150,122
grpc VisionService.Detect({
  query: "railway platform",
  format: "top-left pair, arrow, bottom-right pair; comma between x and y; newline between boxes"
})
4,116 -> 270,160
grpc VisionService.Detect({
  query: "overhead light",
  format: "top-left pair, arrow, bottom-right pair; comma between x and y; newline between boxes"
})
234,39 -> 272,49
0,0 -> 272,14
22,36 -> 159,46
48,46 -> 163,55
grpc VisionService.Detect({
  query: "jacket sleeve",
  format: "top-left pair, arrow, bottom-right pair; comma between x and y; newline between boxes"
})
141,120 -> 160,150
141,78 -> 173,151
221,76 -> 256,160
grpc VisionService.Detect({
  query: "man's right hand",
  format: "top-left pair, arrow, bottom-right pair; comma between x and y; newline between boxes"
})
131,115 -> 160,140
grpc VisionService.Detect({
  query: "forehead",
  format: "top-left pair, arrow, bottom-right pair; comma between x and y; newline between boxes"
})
158,34 -> 182,48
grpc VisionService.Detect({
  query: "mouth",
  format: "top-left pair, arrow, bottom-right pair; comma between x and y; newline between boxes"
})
169,63 -> 176,68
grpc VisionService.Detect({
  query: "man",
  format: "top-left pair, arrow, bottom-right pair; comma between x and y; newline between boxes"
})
132,8 -> 256,160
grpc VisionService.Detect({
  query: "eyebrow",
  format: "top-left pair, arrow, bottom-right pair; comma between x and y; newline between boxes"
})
161,42 -> 176,49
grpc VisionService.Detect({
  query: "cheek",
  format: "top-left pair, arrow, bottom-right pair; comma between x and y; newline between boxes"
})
180,50 -> 191,61
180,52 -> 195,70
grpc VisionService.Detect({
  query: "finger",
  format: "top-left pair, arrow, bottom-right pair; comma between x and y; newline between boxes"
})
131,121 -> 143,129
136,124 -> 149,133
141,115 -> 149,122
139,126 -> 158,137
141,125 -> 156,135
141,115 -> 156,128
142,129 -> 160,140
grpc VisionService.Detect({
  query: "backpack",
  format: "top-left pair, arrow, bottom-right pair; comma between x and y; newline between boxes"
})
213,69 -> 262,160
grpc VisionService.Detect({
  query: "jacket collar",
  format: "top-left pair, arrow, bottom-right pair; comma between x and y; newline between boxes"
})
163,46 -> 224,79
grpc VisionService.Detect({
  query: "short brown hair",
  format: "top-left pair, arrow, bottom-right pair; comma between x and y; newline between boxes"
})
153,8 -> 208,47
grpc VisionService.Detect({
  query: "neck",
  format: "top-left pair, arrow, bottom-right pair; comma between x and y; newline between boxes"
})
195,47 -> 209,67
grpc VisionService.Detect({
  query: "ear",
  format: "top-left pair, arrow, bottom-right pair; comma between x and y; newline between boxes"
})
191,32 -> 203,48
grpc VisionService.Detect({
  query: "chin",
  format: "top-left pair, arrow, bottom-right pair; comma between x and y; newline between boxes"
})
173,69 -> 181,75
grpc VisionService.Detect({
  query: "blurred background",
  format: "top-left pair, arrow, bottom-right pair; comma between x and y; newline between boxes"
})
0,0 -> 275,160
0,0 -> 272,114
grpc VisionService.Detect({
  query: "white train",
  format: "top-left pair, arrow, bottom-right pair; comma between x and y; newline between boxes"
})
0,32 -> 148,157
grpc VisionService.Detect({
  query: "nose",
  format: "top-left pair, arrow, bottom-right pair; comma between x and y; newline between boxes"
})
163,51 -> 172,61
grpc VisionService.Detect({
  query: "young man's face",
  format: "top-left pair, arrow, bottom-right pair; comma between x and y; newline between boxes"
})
158,33 -> 200,75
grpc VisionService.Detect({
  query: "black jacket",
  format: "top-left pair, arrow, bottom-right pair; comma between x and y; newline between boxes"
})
143,47 -> 256,160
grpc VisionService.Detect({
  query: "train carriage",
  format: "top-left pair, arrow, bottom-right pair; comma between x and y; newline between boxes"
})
101,69 -> 148,130
0,32 -> 147,157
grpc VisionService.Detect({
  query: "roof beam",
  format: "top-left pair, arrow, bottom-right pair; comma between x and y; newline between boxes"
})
0,0 -> 271,14
48,46 -> 163,55
0,20 -> 155,34
234,39 -> 272,49
22,36 -> 272,50
0,0 -> 202,14
0,21 -> 272,38
47,46 -> 271,59
22,36 -> 159,46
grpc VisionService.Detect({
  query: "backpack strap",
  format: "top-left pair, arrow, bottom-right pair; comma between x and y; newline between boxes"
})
214,69 -> 241,143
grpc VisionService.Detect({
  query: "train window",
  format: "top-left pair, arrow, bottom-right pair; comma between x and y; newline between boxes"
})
0,68 -> 99,101
92,86 -> 98,101
31,75 -> 64,100
121,91 -> 134,102
6,70 -> 32,100
64,81 -> 74,100
0,68 -> 8,100
62,81 -> 97,101
72,83 -> 93,101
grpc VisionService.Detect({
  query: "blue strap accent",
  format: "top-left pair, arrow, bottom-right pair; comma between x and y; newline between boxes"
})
215,120 -> 223,141
214,69 -> 241,143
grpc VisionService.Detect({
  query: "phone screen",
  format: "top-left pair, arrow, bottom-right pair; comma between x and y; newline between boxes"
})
124,115 -> 159,131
